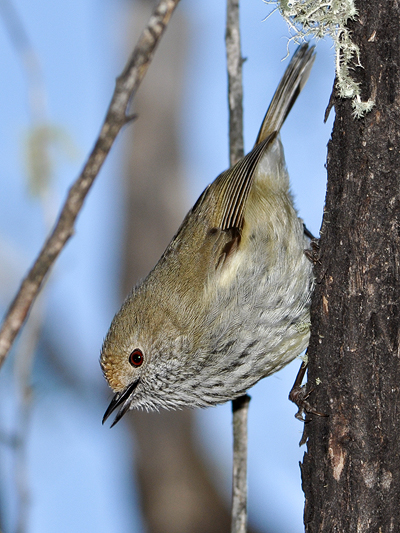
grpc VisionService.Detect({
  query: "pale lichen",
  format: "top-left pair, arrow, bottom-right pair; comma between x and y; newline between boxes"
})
264,0 -> 375,117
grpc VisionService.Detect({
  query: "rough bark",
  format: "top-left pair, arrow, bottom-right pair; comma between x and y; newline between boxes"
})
302,1 -> 400,531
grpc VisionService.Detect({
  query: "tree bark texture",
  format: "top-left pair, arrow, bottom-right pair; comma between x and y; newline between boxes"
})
302,1 -> 400,532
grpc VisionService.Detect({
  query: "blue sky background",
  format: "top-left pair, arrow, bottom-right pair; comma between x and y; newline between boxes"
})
0,0 -> 335,531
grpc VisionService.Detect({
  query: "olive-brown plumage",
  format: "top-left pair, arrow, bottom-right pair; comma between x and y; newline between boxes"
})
101,44 -> 315,427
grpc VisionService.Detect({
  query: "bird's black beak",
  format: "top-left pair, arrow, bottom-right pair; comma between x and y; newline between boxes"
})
102,379 -> 139,428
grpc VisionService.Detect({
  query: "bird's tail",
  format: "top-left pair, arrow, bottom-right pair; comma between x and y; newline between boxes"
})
255,44 -> 315,146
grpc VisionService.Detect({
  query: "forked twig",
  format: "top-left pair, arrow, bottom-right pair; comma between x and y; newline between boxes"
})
0,0 -> 181,368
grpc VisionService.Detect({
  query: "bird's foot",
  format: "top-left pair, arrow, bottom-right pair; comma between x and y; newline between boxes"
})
289,360 -> 328,445
304,238 -> 321,265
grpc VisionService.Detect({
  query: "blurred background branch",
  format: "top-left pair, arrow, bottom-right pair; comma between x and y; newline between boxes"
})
0,0 -> 46,122
0,0 -> 181,369
0,2 -> 59,530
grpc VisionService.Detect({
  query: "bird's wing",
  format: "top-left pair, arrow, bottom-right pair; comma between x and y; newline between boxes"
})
208,135 -> 274,232
195,43 -> 315,234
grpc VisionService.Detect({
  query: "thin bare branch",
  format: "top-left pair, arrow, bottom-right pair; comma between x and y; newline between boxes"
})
0,0 -> 181,368
226,2 -> 248,532
231,395 -> 250,533
226,0 -> 244,166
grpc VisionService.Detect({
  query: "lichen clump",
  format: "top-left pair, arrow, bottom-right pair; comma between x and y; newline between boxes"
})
266,0 -> 375,117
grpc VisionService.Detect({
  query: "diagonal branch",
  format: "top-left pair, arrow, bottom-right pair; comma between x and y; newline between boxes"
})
0,0 -> 181,368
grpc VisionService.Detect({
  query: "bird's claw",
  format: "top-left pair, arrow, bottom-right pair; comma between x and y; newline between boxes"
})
289,360 -> 328,444
304,238 -> 321,265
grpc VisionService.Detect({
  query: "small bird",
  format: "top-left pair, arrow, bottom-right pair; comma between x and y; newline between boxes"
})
101,44 -> 315,427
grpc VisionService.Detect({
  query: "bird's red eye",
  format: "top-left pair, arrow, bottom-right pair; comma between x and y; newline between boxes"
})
129,349 -> 143,367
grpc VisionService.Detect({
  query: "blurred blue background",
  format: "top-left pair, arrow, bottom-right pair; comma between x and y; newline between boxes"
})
0,0 -> 334,531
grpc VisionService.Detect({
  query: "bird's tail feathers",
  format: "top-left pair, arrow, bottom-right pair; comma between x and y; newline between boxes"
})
255,44 -> 315,145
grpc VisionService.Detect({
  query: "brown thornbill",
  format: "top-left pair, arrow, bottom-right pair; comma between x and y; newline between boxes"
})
101,44 -> 315,427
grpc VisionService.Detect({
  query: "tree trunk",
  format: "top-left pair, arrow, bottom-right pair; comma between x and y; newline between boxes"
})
302,1 -> 400,531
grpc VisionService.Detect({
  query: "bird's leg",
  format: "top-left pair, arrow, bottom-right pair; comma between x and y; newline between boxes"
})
289,360 -> 308,422
289,359 -> 328,445
289,359 -> 327,421
304,238 -> 321,264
